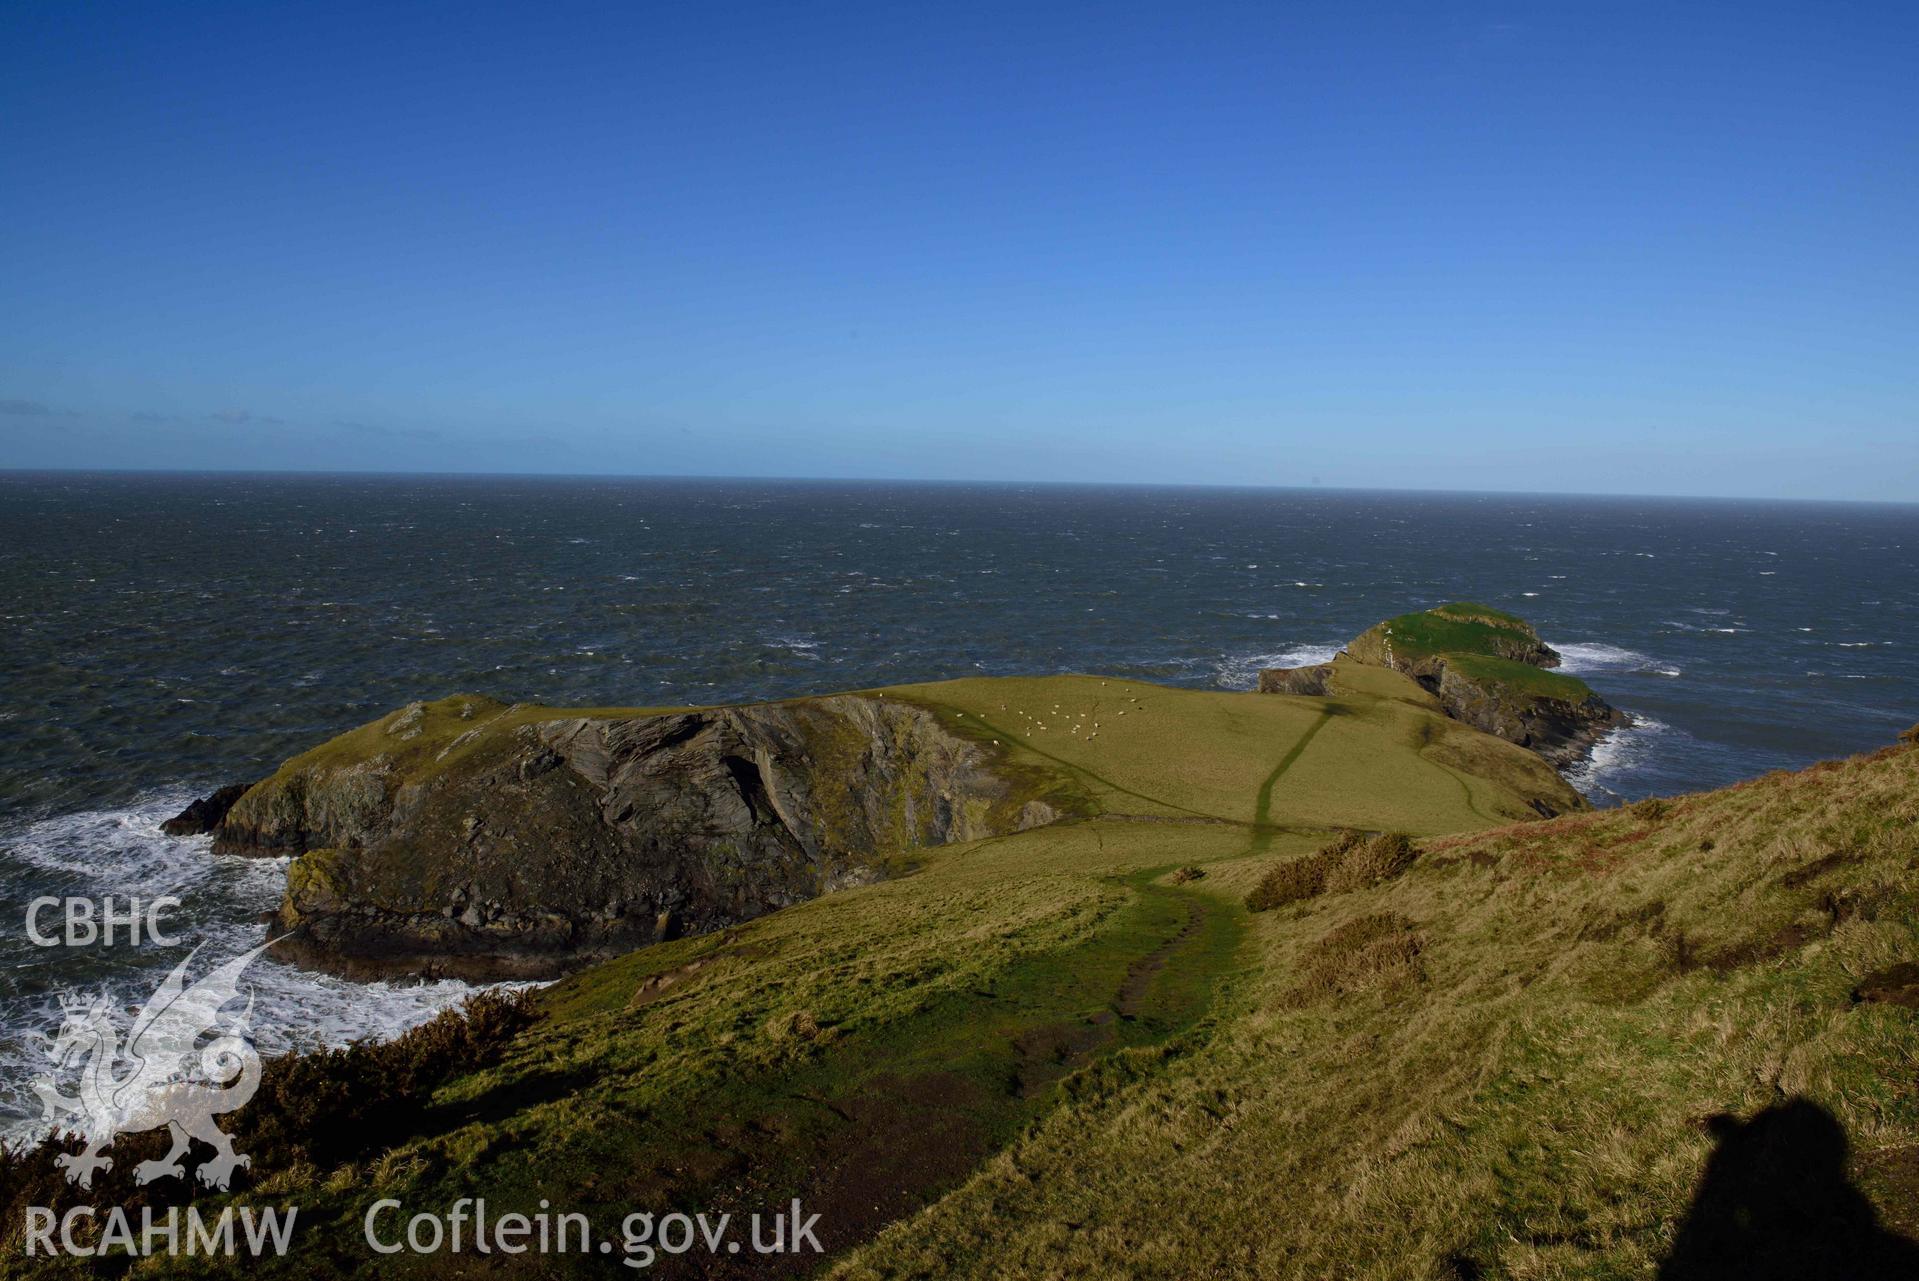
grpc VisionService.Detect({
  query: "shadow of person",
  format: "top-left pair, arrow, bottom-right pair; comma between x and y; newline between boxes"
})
1660,1098 -> 1919,1280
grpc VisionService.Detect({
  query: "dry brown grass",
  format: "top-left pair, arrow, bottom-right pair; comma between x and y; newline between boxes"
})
1247,830 -> 1421,909
1246,848 -> 1335,910
837,740 -> 1919,1280
1291,911 -> 1427,1003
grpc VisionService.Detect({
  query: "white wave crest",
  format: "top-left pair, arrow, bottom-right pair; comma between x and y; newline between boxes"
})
1213,644 -> 1342,690
0,793 -> 525,1140
1565,715 -> 1673,801
766,635 -> 823,660
2,789 -> 278,896
1550,641 -> 1681,678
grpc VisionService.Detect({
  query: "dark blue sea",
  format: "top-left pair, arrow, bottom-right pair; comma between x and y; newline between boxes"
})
3,473 -> 1915,1132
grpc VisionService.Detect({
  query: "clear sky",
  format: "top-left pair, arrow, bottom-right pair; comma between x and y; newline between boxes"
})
1,2 -> 1914,500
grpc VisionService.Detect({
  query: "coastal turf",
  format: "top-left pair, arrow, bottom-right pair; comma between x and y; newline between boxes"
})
1348,600 -> 1603,705
1360,600 -> 1546,664
10,683 -> 1919,1279
886,672 -> 1583,830
1443,651 -> 1597,703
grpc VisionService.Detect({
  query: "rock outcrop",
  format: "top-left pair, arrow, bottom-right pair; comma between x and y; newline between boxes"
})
1255,664 -> 1334,696
1259,603 -> 1626,770
160,782 -> 252,836
193,693 -> 1068,979
1425,661 -> 1625,768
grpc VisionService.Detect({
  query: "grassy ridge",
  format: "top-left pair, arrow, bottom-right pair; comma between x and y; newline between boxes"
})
1347,602 -> 1601,701
238,667 -> 1581,829
1357,605 -> 1544,664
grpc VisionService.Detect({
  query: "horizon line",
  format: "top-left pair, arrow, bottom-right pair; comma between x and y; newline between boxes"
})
0,466 -> 1914,510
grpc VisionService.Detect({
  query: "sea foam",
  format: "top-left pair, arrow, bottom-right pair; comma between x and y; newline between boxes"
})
1212,643 -> 1342,691
1565,714 -> 1674,804
0,792 -> 514,1142
1551,642 -> 1682,678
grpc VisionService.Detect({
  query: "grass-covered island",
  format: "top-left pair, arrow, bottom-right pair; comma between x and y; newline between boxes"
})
1259,602 -> 1627,766
7,606 -> 1918,1279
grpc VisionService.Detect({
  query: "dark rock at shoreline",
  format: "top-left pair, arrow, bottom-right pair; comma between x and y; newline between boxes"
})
161,783 -> 252,836
1428,663 -> 1628,770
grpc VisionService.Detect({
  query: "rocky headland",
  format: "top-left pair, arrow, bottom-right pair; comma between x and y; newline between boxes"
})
182,692 -> 1070,980
166,611 -> 1603,981
1258,602 -> 1627,768
48,640 -> 1919,1279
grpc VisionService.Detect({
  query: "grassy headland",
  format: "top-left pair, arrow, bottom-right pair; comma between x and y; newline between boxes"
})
6,671 -> 1917,1279
1322,602 -> 1623,769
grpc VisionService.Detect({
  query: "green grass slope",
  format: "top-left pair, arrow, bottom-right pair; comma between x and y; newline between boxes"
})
1443,650 -> 1595,703
1349,600 -> 1550,666
1345,601 -> 1600,702
886,673 -> 1583,830
13,686 -> 1915,1279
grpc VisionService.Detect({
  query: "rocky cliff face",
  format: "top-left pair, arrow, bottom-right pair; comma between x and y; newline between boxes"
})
198,694 -> 1064,979
1428,663 -> 1625,768
1259,603 -> 1626,770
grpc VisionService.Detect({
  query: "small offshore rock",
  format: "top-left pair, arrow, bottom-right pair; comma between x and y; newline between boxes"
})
160,783 -> 252,836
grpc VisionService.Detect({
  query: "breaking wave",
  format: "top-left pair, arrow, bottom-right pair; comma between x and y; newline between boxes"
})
1565,715 -> 1674,805
1551,641 -> 1682,678
0,792 -> 514,1141
1212,643 -> 1342,690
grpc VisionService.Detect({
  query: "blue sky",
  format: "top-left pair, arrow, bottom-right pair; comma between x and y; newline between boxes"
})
1,2 -> 1914,499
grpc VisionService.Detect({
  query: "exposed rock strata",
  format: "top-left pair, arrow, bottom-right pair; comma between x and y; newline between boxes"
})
1426,662 -> 1625,769
194,694 -> 1061,979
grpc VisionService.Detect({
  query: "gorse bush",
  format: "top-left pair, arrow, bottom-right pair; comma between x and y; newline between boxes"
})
239,987 -> 539,1169
1246,831 -> 1419,912
1324,832 -> 1417,893
1245,856 -> 1324,911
